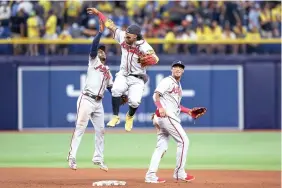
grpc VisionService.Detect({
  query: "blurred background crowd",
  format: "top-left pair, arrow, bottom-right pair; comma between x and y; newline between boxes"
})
0,0 -> 281,56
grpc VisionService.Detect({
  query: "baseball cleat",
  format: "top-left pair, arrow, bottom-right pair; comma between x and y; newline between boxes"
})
125,113 -> 134,132
145,178 -> 166,183
177,175 -> 195,182
68,157 -> 77,170
107,115 -> 120,127
93,161 -> 108,172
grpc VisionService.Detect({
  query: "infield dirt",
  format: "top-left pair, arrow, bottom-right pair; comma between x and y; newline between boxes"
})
0,168 -> 280,188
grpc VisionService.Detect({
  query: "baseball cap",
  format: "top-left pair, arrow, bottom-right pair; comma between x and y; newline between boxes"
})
171,60 -> 185,69
126,24 -> 141,35
98,45 -> 106,52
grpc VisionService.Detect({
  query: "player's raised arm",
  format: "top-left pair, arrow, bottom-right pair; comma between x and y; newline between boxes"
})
89,19 -> 104,58
87,8 -> 118,35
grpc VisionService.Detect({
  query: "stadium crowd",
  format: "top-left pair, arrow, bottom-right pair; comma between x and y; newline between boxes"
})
0,0 -> 281,56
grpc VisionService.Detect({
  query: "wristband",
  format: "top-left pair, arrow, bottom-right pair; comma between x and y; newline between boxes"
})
155,101 -> 163,108
180,105 -> 190,113
98,12 -> 107,22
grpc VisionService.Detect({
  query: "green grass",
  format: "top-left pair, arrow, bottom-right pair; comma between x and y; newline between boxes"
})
0,132 -> 280,171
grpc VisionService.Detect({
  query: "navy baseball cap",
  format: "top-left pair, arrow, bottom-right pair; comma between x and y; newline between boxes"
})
98,45 -> 106,52
126,24 -> 141,35
172,60 -> 185,69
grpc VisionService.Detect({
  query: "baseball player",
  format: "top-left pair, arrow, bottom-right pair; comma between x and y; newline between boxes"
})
145,60 -> 206,183
67,19 -> 112,171
87,8 -> 159,132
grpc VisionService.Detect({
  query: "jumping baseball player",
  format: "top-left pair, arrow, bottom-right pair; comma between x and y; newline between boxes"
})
145,60 -> 207,183
67,19 -> 112,171
87,8 -> 159,132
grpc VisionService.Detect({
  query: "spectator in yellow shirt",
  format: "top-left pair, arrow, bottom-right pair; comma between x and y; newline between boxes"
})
58,24 -> 72,55
44,10 -> 57,55
233,21 -> 247,54
27,11 -> 40,56
163,28 -> 176,54
259,3 -> 272,38
210,21 -> 223,54
271,4 -> 281,23
196,23 -> 211,54
222,23 -> 236,54
245,26 -> 261,54
64,0 -> 81,24
39,0 -> 51,17
126,0 -> 147,17
97,2 -> 113,13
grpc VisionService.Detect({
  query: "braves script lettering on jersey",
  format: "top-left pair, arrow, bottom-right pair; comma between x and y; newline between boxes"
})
113,28 -> 153,76
155,76 -> 182,121
84,56 -> 113,96
107,27 -> 157,131
145,75 -> 190,182
111,29 -> 155,106
68,32 -> 112,171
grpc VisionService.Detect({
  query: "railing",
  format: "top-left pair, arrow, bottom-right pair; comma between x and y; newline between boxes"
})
0,38 -> 281,44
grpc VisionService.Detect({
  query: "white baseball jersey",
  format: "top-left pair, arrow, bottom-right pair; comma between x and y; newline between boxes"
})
154,76 -> 182,120
113,28 -> 154,75
83,56 -> 113,97
146,76 -> 189,181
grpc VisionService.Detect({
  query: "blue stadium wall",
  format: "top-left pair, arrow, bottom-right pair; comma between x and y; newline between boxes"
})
0,55 -> 280,130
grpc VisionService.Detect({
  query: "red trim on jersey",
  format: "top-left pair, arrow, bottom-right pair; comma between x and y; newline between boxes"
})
67,94 -> 83,160
167,76 -> 182,107
126,50 -> 130,72
129,52 -> 134,72
168,117 -> 184,180
169,76 -> 179,85
121,42 -> 142,56
129,44 -> 142,72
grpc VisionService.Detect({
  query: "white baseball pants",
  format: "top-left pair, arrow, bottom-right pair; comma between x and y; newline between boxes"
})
111,74 -> 145,108
146,116 -> 189,180
67,94 -> 105,162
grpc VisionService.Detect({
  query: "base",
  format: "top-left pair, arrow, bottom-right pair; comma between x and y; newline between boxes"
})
92,180 -> 127,186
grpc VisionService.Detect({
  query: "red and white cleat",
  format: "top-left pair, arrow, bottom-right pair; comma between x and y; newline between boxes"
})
179,175 -> 195,182
145,178 -> 166,183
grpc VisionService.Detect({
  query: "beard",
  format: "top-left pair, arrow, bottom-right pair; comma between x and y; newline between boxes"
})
99,57 -> 106,61
98,53 -> 106,62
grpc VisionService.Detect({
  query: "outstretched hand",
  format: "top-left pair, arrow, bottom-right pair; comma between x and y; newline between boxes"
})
87,8 -> 99,15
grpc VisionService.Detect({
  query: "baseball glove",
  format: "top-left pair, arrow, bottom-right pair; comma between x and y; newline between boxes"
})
138,54 -> 156,67
188,107 -> 207,119
120,95 -> 128,105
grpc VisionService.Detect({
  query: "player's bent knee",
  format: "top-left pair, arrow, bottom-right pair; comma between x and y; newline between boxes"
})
111,87 -> 123,97
177,136 -> 189,148
157,142 -> 168,154
128,99 -> 141,108
156,146 -> 167,156
95,129 -> 105,136
76,121 -> 87,128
